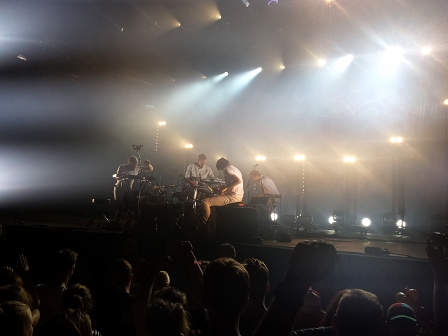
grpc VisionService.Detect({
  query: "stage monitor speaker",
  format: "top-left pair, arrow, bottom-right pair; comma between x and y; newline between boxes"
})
207,206 -> 258,241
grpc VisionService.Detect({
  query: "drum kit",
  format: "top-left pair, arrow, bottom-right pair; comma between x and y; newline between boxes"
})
116,171 -> 225,231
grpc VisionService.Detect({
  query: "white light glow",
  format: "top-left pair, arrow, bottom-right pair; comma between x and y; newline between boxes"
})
256,155 -> 266,161
390,137 -> 403,143
444,99 -> 448,106
333,54 -> 353,73
381,46 -> 403,70
158,121 -> 166,126
294,155 -> 305,161
396,220 -> 406,228
271,212 -> 278,221
421,46 -> 431,55
17,55 -> 26,61
329,216 -> 335,224
317,59 -> 326,67
361,218 -> 371,227
344,156 -> 356,163
185,144 -> 193,149
280,65 -> 285,70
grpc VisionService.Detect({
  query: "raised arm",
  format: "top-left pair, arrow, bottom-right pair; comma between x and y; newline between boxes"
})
253,241 -> 338,336
132,256 -> 172,336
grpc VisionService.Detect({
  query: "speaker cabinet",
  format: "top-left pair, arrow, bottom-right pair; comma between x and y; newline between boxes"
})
207,206 -> 258,241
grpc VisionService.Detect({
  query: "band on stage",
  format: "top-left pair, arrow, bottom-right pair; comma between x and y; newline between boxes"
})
112,149 -> 281,229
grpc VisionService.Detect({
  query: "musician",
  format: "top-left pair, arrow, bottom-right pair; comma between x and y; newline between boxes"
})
185,154 -> 216,181
114,156 -> 153,222
201,158 -> 244,225
249,170 -> 280,212
249,170 -> 280,196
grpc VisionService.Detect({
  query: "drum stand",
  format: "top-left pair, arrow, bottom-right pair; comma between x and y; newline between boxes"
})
87,199 -> 111,227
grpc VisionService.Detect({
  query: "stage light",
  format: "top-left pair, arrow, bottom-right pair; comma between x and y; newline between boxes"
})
158,121 -> 166,126
270,212 -> 278,221
280,65 -> 285,70
317,59 -> 326,67
381,46 -> 403,69
185,144 -> 193,149
421,46 -> 431,55
256,155 -> 266,161
255,67 -> 262,73
334,54 -> 354,72
17,55 -> 26,61
294,155 -> 305,161
390,136 -> 403,143
444,99 -> 448,105
328,216 -> 335,224
343,156 -> 356,163
216,15 -> 221,19
396,219 -> 406,228
224,72 -> 229,76
361,218 -> 371,227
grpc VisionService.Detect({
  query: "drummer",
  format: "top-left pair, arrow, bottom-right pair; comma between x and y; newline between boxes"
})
185,154 -> 216,182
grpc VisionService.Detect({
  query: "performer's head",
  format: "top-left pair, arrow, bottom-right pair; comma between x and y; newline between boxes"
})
128,156 -> 138,168
216,158 -> 230,171
249,170 -> 262,182
198,154 -> 207,168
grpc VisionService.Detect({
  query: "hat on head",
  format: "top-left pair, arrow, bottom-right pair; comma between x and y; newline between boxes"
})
387,303 -> 417,322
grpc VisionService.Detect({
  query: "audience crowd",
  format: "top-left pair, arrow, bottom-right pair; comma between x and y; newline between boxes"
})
0,226 -> 447,336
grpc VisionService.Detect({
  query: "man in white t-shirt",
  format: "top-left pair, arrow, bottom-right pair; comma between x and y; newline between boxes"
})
201,157 -> 244,226
114,156 -> 153,221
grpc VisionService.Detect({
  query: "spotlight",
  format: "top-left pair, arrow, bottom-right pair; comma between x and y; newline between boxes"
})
254,67 -> 262,73
390,137 -> 403,143
330,210 -> 345,232
294,155 -> 305,161
421,46 -> 431,55
216,14 -> 222,19
270,212 -> 278,221
185,144 -> 193,149
317,59 -> 326,67
158,121 -> 167,126
381,46 -> 403,69
361,218 -> 371,227
343,156 -> 356,163
224,72 -> 229,77
444,99 -> 448,106
280,65 -> 285,70
256,155 -> 266,161
396,220 -> 406,228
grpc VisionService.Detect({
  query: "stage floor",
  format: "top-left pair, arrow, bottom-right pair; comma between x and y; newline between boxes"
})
0,213 -> 429,260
